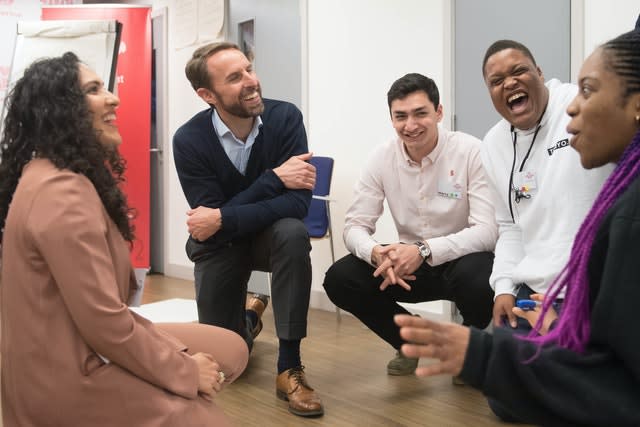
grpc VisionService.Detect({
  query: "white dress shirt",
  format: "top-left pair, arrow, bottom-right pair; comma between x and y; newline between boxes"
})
344,125 -> 498,267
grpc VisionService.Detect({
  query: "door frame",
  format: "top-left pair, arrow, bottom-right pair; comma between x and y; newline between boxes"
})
151,6 -> 168,273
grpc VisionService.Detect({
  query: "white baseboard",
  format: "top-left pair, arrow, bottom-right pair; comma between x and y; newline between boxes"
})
165,263 -> 194,281
309,288 -> 341,313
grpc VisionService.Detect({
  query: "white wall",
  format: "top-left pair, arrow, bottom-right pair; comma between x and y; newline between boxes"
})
306,0 -> 451,317
157,0 -> 640,317
152,0 -> 216,279
583,0 -> 640,58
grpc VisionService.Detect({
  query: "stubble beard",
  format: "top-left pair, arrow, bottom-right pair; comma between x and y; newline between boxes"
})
216,87 -> 265,118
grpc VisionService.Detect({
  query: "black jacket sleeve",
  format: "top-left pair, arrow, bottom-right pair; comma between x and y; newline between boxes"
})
460,181 -> 640,427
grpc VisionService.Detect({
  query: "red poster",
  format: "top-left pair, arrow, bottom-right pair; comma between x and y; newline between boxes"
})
42,5 -> 151,269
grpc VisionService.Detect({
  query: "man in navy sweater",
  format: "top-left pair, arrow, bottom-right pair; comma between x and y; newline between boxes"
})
173,42 -> 323,417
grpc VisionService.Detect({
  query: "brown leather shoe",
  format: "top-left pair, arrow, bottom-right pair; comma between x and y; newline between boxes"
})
276,366 -> 324,417
246,293 -> 269,339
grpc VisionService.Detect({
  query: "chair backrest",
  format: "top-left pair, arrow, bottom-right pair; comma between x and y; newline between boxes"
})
303,156 -> 334,238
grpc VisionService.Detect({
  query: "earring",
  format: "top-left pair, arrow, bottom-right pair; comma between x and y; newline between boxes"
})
636,115 -> 640,124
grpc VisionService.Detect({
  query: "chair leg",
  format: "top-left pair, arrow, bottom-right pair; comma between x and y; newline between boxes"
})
326,209 -> 341,322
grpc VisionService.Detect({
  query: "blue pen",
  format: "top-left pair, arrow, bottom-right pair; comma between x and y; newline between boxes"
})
516,299 -> 541,311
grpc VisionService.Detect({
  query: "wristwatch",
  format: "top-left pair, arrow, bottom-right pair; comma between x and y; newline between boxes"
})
414,241 -> 431,261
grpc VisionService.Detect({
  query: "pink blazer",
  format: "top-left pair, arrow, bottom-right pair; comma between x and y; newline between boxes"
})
1,159 -> 214,426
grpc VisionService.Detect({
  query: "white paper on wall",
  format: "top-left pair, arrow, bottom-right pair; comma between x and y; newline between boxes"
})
197,0 -> 224,43
9,20 -> 119,90
172,0 -> 225,49
0,19 -> 120,123
173,0 -> 198,48
0,0 -> 41,106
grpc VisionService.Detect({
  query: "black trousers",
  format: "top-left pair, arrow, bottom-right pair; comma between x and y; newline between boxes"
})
323,252 -> 494,350
186,218 -> 312,346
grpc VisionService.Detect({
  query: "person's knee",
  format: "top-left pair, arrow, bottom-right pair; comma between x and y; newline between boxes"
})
230,332 -> 250,378
271,218 -> 310,256
322,255 -> 364,306
212,327 -> 250,381
322,260 -> 346,298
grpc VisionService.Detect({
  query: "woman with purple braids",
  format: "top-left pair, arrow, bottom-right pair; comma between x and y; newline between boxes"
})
394,27 -> 640,427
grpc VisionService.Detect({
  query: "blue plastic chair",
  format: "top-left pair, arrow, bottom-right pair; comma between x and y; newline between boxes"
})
303,156 -> 340,319
303,157 -> 334,239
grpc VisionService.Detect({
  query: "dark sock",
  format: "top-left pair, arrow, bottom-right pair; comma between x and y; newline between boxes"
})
246,309 -> 258,329
277,339 -> 301,374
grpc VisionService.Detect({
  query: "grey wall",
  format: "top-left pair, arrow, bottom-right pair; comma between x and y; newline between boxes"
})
228,0 -> 302,108
454,0 -> 571,139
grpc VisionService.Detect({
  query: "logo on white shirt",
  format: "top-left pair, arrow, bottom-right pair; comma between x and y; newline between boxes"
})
547,138 -> 569,156
438,180 -> 463,200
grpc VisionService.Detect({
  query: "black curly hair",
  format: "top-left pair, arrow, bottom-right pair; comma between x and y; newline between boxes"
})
0,52 -> 133,243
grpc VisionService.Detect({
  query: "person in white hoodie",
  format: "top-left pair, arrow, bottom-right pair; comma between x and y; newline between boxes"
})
480,40 -> 613,330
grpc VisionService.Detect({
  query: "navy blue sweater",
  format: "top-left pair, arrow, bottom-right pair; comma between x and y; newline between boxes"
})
173,99 -> 312,250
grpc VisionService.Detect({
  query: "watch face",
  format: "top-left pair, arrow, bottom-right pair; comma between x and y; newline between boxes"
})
422,245 -> 431,257
415,242 -> 429,258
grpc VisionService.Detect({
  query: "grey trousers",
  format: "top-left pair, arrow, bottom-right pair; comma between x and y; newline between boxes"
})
187,218 -> 312,344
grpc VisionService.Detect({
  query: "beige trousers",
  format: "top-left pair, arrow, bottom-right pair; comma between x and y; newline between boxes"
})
157,323 -> 249,426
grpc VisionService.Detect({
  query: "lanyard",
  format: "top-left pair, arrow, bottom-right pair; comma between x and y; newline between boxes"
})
507,124 -> 542,222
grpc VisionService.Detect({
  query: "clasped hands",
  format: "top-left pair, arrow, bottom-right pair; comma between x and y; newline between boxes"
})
371,243 -> 423,291
186,153 -> 316,242
191,352 -> 226,402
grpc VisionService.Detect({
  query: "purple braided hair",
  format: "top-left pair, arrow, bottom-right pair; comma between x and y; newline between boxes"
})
528,130 -> 640,352
525,28 -> 640,353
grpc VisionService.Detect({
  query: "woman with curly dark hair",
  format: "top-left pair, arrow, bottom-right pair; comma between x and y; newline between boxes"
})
0,52 -> 248,426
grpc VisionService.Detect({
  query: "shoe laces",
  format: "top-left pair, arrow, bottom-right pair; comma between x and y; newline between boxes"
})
288,366 -> 314,391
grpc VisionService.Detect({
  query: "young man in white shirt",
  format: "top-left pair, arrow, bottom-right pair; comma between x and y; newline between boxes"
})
323,73 -> 498,376
480,40 -> 613,330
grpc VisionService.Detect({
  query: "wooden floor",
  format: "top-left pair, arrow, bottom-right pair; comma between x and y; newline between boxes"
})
143,274 -> 529,427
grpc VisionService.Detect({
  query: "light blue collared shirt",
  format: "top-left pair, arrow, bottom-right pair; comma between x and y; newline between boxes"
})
212,109 -> 263,175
